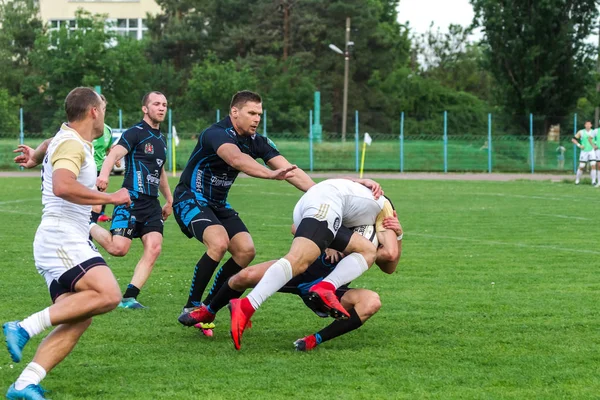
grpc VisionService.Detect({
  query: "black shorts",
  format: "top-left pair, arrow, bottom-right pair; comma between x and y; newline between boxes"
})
48,256 -> 106,303
294,218 -> 353,253
110,191 -> 163,239
173,196 -> 248,242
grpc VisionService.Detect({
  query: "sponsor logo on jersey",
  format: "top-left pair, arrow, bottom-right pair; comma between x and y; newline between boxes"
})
137,171 -> 143,189
195,170 -> 204,192
333,217 -> 341,230
145,143 -> 154,154
157,159 -> 164,167
147,172 -> 160,186
210,174 -> 234,187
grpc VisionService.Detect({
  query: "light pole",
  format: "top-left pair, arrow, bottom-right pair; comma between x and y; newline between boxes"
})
329,17 -> 352,142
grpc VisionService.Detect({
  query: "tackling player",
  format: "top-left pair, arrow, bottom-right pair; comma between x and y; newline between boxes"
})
225,179 -> 396,350
181,212 -> 403,350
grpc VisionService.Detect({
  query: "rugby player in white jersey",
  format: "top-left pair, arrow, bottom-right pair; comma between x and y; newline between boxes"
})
4,87 -> 130,400
227,178 -> 398,350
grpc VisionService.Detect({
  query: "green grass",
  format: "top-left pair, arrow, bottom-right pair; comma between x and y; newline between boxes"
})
1,137 -> 578,173
0,177 -> 599,399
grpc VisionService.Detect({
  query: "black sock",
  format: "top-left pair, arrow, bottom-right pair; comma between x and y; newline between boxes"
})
207,282 -> 244,314
123,284 -> 140,299
185,253 -> 220,308
91,211 -> 100,223
315,308 -> 362,344
202,257 -> 243,305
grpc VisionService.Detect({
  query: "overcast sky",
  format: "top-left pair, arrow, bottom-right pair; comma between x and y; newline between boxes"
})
397,0 -> 477,37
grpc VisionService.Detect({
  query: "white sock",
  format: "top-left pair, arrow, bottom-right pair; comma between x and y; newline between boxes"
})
14,362 -> 46,390
576,169 -> 582,181
323,253 -> 369,289
19,308 -> 52,338
247,258 -> 293,310
591,169 -> 597,183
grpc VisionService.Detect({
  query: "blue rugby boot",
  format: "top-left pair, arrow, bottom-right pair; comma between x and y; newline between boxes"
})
118,298 -> 146,309
3,321 -> 30,363
6,384 -> 48,400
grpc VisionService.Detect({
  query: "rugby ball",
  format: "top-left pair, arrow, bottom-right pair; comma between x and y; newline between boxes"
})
352,225 -> 379,248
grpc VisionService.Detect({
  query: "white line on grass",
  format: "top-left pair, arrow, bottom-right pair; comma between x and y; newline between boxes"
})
0,198 -> 39,205
410,232 -> 600,255
464,192 -> 596,203
530,213 -> 592,221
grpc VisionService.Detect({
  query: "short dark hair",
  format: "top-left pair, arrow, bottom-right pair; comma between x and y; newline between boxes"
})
100,94 -> 107,105
142,91 -> 166,107
230,90 -> 261,109
64,87 -> 102,122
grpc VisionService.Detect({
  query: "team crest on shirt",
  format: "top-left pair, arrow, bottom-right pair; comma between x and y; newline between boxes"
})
333,217 -> 341,230
144,143 -> 154,154
157,159 -> 164,167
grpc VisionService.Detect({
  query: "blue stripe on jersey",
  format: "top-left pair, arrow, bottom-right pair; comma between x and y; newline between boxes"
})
140,162 -> 151,193
190,155 -> 211,194
121,136 -> 132,151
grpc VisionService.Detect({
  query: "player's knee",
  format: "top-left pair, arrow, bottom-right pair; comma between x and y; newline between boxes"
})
363,292 -> 381,316
232,245 -> 255,266
230,268 -> 257,289
108,242 -> 130,257
145,241 -> 162,260
579,162 -> 586,170
360,245 -> 377,267
591,161 -> 597,167
208,238 -> 229,259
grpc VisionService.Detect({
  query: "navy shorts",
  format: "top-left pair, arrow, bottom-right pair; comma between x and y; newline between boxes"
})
110,191 -> 163,239
173,196 -> 248,242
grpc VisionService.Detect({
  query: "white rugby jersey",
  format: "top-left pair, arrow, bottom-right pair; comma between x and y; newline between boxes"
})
40,123 -> 97,229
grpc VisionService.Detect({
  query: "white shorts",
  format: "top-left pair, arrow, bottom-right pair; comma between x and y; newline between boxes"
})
293,187 -> 344,237
579,150 -> 596,163
292,181 -> 383,237
595,149 -> 600,161
33,217 -> 105,292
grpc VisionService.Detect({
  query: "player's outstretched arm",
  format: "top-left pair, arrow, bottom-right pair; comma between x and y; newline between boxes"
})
13,139 -> 52,168
217,143 -> 297,180
267,155 -> 315,192
97,144 -> 128,191
571,133 -> 583,149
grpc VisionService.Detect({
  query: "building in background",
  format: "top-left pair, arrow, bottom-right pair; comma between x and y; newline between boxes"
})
39,0 -> 161,40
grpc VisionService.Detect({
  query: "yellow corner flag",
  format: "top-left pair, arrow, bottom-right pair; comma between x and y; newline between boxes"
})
359,132 -> 372,178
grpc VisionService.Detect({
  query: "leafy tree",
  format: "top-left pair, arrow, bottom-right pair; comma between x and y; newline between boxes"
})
471,0 -> 599,129
0,0 -> 43,97
0,89 -> 20,134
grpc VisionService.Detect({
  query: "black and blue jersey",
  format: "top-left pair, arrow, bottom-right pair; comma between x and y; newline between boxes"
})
174,116 -> 280,207
117,120 -> 167,197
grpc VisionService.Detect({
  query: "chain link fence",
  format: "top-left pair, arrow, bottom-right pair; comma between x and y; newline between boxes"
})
1,109 -> 583,174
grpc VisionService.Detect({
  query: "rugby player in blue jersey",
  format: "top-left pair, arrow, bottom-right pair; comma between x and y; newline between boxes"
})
91,91 -> 173,309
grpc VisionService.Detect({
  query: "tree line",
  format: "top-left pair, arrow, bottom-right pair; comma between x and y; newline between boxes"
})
0,0 -> 598,138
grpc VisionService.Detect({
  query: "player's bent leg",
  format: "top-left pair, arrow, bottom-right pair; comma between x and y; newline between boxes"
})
90,224 -> 132,257
229,261 -> 277,291
202,225 -> 230,261
341,289 -> 381,322
228,232 -> 256,268
30,316 -> 92,374
48,266 -> 121,325
129,232 -> 163,290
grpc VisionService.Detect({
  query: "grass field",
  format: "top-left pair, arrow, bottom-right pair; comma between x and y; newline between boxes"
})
0,176 -> 599,399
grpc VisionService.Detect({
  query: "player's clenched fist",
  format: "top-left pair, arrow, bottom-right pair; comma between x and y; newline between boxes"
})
110,188 -> 131,206
96,174 -> 109,191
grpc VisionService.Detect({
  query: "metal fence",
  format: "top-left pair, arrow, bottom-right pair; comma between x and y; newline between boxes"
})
1,108 -> 584,174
